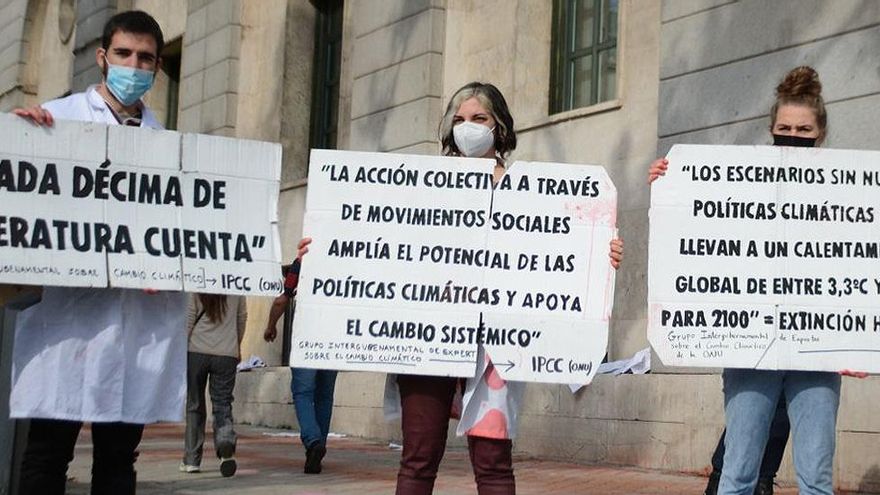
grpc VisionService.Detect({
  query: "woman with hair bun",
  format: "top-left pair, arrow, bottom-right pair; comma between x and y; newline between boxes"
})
769,65 -> 827,147
650,66 -> 866,495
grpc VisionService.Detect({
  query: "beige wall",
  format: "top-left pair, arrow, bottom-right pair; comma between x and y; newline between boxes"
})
235,0 -> 286,143
23,0 -> 76,104
278,0 -> 316,184
0,0 -> 77,111
125,0 -> 186,41
344,0 -> 446,155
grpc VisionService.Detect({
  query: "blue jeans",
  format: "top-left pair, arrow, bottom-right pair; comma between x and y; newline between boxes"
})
711,395 -> 789,480
290,368 -> 338,449
719,369 -> 840,495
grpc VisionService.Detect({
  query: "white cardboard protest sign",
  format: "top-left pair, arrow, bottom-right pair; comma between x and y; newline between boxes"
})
0,113 -> 282,296
291,149 -> 617,384
648,144 -> 880,372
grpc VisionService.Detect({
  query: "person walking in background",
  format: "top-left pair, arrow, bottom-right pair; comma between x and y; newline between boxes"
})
180,293 -> 247,477
9,11 -> 187,495
265,238 -> 337,474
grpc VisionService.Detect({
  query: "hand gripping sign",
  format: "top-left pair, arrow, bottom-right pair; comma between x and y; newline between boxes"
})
649,144 -> 880,372
291,149 -> 617,384
0,113 -> 282,296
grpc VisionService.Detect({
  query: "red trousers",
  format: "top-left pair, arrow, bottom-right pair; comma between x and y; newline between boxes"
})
395,374 -> 515,495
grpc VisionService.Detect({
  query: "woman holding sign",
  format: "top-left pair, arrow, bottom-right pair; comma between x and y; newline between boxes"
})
649,66 -> 866,495
391,82 -> 624,495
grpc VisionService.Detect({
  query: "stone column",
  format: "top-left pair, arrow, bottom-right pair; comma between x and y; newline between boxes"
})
177,0 -> 240,135
346,0 -> 446,155
72,0 -> 118,92
0,0 -> 34,110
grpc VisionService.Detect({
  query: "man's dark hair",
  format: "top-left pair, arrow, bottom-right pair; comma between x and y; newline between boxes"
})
102,10 -> 164,56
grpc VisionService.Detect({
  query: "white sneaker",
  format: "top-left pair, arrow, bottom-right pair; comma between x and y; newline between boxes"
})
179,462 -> 200,473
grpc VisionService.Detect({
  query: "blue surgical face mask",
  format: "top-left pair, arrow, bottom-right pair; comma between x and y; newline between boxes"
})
104,57 -> 155,106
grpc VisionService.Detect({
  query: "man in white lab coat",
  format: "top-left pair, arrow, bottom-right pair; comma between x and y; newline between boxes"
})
10,11 -> 187,495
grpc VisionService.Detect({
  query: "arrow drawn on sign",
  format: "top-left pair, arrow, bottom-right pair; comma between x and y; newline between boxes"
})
497,360 -> 515,372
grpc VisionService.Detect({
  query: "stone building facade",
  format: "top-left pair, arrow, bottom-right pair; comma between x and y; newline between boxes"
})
0,0 -> 878,490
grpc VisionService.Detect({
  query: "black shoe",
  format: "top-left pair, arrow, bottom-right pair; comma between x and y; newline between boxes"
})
754,478 -> 774,495
219,457 -> 237,477
304,443 -> 326,474
704,471 -> 721,495
217,442 -> 236,477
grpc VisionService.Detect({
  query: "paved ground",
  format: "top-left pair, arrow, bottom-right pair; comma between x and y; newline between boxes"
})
66,423 -> 803,495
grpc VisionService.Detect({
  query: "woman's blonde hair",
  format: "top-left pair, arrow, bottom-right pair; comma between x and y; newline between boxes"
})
771,66 -> 827,144
438,82 -> 517,159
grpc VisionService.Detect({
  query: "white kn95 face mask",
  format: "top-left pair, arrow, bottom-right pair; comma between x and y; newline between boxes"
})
453,121 -> 496,158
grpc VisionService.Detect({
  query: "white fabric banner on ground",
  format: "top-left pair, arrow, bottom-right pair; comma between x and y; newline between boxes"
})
0,113 -> 282,295
291,149 -> 617,384
649,144 -> 880,372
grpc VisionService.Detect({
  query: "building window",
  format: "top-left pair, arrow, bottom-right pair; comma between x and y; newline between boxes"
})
309,0 -> 344,150
161,38 -> 182,130
143,37 -> 181,129
549,0 -> 618,114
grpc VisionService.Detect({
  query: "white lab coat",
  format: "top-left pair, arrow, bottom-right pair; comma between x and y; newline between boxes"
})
9,87 -> 188,423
